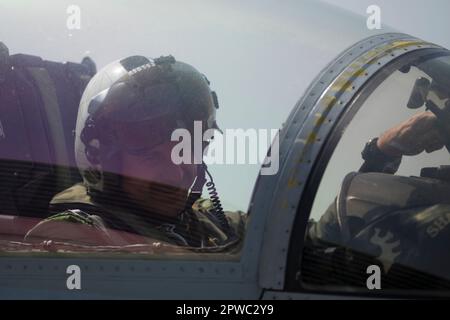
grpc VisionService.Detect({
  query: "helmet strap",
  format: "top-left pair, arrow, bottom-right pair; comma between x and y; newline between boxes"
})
184,162 -> 207,212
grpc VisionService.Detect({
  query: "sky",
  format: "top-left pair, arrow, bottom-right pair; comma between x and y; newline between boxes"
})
323,0 -> 450,49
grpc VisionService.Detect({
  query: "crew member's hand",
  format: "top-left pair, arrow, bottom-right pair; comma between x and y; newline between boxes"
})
377,111 -> 445,157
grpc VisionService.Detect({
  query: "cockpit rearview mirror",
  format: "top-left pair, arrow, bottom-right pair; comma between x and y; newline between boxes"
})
407,77 -> 431,109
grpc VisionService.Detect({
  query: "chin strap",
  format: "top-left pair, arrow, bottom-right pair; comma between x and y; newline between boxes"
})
184,163 -> 207,212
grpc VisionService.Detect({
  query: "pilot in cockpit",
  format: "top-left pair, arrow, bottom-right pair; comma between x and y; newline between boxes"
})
24,55 -> 245,250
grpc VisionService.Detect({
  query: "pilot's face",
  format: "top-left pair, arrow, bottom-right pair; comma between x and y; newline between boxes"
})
120,141 -> 197,217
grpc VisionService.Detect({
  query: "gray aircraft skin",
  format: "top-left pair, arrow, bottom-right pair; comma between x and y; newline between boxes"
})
1,0 -> 450,299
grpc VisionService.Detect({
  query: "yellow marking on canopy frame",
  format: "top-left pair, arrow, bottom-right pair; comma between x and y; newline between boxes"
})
343,41 -> 432,82
322,95 -> 337,108
329,78 -> 351,92
314,113 -> 326,126
306,132 -> 317,144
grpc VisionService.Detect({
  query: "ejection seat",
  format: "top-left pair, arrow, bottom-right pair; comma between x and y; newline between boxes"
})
0,42 -> 96,219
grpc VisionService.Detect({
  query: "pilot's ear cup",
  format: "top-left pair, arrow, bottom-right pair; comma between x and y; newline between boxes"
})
85,147 -> 100,166
80,117 -> 97,145
80,116 -> 102,166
